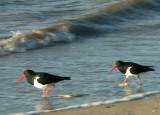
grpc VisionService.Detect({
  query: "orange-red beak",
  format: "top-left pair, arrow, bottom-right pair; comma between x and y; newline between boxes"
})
16,74 -> 25,82
110,65 -> 117,72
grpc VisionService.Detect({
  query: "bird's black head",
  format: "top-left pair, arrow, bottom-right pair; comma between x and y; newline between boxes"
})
116,60 -> 124,67
16,70 -> 35,82
24,70 -> 35,76
110,60 -> 124,72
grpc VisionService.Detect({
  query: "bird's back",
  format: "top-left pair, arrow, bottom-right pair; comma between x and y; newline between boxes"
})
36,73 -> 70,85
128,62 -> 155,74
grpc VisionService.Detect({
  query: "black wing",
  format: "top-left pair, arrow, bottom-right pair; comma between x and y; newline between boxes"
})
129,63 -> 154,74
37,73 -> 70,85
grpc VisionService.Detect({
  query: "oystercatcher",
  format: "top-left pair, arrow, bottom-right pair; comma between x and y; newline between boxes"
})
16,70 -> 71,97
110,61 -> 155,86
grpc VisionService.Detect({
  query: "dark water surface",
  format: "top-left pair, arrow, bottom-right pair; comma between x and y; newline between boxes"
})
1,0 -> 160,114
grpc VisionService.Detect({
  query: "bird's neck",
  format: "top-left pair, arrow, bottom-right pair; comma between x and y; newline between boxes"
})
118,66 -> 128,74
26,75 -> 34,85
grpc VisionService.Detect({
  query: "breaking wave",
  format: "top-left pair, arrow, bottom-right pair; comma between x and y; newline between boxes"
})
0,26 -> 75,56
1,0 -> 160,56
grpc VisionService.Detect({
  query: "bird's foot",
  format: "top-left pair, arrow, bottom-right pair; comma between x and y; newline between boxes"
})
119,83 -> 128,87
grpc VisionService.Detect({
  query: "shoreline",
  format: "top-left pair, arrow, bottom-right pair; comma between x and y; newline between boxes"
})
36,97 -> 160,115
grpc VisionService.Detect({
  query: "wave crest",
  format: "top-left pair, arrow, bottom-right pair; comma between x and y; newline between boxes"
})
0,26 -> 75,56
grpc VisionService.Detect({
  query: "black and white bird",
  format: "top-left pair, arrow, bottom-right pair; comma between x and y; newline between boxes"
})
110,61 -> 155,86
16,70 -> 71,97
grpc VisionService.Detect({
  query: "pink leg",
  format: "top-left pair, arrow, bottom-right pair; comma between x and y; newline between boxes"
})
137,76 -> 142,86
45,85 -> 55,96
123,77 -> 128,84
43,89 -> 46,97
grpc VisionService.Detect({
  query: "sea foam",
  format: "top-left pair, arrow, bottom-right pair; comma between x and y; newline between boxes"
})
10,91 -> 160,115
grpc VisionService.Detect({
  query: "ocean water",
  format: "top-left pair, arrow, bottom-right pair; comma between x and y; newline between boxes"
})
1,0 -> 160,114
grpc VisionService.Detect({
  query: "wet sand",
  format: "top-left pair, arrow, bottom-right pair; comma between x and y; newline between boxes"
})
36,97 -> 160,115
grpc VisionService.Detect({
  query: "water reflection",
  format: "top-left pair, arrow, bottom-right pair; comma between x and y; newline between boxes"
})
34,97 -> 53,111
124,86 -> 143,96
33,94 -> 90,111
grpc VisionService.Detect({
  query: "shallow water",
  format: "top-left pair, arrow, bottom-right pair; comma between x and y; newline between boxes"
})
1,0 -> 160,114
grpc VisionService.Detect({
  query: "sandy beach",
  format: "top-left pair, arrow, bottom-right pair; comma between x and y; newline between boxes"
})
36,98 -> 160,115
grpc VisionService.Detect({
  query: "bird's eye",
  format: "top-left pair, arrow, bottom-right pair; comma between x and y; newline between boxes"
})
25,71 -> 28,74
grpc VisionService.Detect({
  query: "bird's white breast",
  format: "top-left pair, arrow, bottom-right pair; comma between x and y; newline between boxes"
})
34,76 -> 53,89
125,67 -> 137,77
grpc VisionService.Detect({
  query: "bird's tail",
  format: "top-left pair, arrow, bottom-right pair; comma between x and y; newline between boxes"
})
149,68 -> 155,71
62,77 -> 71,80
148,66 -> 155,71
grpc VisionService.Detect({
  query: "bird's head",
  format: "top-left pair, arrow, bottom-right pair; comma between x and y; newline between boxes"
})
16,70 -> 35,82
110,60 -> 124,72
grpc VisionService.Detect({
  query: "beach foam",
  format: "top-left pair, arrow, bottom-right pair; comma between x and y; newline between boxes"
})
10,91 -> 160,115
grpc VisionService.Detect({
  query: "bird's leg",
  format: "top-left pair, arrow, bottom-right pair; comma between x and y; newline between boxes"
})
45,84 -> 55,96
43,88 -> 46,97
137,75 -> 143,86
123,77 -> 128,84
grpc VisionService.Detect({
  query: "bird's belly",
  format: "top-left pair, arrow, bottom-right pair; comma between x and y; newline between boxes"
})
125,72 -> 136,77
34,79 -> 53,89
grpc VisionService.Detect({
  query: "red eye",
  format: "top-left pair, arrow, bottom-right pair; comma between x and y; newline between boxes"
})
25,71 -> 28,74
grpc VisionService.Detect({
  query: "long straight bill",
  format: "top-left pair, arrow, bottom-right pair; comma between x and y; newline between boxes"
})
16,74 -> 25,82
110,65 -> 117,72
